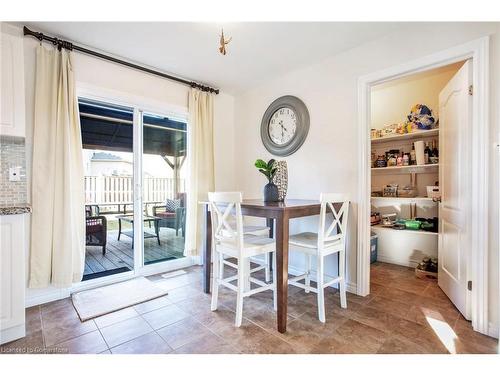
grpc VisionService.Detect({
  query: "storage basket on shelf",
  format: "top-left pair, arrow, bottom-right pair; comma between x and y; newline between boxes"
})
415,256 -> 438,280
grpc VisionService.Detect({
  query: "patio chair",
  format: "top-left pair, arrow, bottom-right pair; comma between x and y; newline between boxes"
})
85,215 -> 107,254
152,193 -> 186,237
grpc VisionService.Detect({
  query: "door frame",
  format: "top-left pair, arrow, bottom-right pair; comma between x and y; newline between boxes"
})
356,37 -> 490,335
75,84 -> 195,287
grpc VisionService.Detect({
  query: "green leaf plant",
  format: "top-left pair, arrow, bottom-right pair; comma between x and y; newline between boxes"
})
254,159 -> 277,183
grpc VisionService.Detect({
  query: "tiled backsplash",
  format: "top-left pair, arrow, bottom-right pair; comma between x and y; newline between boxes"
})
0,136 -> 27,205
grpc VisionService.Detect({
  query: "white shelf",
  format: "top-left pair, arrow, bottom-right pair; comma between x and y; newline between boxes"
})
371,196 -> 436,202
372,163 -> 438,174
371,129 -> 439,144
371,224 -> 438,236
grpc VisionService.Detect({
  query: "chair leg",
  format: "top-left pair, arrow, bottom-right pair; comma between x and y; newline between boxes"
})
272,252 -> 277,311
317,255 -> 325,323
218,253 -> 224,280
243,258 -> 251,292
339,250 -> 347,309
211,251 -> 220,311
235,258 -> 245,327
305,254 -> 311,293
265,254 -> 271,283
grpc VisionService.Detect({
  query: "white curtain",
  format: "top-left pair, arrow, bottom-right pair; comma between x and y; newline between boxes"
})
185,89 -> 215,257
29,46 -> 85,288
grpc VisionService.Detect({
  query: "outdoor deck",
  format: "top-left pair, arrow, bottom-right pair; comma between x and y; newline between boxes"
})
84,227 -> 185,277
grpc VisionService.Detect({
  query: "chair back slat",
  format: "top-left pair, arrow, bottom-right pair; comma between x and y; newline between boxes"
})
318,193 -> 350,247
208,192 -> 244,253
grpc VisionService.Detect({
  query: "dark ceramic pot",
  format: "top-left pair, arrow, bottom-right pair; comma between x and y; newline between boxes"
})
263,182 -> 279,202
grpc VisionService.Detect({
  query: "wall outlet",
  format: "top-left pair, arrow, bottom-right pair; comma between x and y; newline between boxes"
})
9,166 -> 22,182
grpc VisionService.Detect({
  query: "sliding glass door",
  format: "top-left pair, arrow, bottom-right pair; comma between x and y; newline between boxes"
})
80,99 -> 137,280
79,97 -> 188,282
141,112 -> 187,265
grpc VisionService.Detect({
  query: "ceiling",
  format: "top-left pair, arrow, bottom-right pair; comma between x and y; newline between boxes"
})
23,22 -> 406,94
372,61 -> 465,91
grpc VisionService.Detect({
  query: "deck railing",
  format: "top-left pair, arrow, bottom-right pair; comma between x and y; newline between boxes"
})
84,176 -> 185,204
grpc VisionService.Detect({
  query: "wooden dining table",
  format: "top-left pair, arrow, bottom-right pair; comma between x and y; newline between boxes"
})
201,199 -> 321,333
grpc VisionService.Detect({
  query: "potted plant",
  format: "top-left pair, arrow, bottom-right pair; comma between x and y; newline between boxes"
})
255,159 -> 279,202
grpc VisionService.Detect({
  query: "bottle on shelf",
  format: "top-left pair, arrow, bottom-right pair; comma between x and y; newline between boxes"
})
396,152 -> 403,167
431,139 -> 439,161
424,142 -> 431,164
410,144 -> 416,165
403,153 -> 410,166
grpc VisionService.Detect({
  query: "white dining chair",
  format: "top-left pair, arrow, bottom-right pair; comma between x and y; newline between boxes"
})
222,222 -> 272,282
209,192 -> 277,327
288,193 -> 350,323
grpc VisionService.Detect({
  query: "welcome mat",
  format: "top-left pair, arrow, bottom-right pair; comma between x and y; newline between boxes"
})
72,277 -> 168,321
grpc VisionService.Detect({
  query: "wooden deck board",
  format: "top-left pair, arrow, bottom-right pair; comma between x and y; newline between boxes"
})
84,228 -> 185,276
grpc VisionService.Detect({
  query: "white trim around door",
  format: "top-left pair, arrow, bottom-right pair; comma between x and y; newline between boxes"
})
356,36 -> 490,335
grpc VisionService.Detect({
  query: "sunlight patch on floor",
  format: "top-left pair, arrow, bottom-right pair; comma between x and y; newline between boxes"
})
425,314 -> 458,354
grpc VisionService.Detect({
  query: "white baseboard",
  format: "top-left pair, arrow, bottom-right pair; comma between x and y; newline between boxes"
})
376,254 -> 419,269
26,288 -> 70,308
488,322 -> 499,339
0,324 -> 26,345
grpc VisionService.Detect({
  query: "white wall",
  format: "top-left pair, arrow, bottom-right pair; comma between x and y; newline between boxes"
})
20,30 -> 237,305
370,62 -> 462,130
233,22 -> 500,336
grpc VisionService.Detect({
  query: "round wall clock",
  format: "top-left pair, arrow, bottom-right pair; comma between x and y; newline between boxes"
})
260,95 -> 310,156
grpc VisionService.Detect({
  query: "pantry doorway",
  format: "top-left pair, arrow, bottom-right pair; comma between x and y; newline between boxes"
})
356,37 -> 490,335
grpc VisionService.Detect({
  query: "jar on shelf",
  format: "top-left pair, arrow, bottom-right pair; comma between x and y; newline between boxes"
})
375,155 -> 387,168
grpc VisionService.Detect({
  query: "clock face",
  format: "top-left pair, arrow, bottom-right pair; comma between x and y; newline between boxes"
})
260,96 -> 309,156
268,107 -> 297,145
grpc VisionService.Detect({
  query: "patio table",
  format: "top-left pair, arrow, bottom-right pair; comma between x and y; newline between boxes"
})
117,214 -> 161,248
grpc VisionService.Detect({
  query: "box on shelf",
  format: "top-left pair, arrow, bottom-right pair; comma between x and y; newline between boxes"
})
426,185 -> 441,199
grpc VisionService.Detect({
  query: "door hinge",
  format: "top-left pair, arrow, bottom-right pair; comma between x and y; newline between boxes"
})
467,280 -> 472,291
469,85 -> 473,96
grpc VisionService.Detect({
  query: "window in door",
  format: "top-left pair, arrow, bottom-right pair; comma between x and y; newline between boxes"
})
79,98 -> 136,280
142,111 -> 187,265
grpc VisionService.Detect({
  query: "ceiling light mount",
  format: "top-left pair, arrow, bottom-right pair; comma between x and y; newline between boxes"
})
219,28 -> 232,56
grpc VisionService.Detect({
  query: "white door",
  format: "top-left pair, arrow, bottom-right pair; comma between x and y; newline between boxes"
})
438,59 -> 472,319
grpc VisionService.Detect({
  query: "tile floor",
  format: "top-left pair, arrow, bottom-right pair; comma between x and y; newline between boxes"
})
1,262 -> 498,354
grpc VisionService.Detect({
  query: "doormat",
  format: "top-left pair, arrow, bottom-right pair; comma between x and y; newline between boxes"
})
72,277 -> 168,321
82,266 -> 131,281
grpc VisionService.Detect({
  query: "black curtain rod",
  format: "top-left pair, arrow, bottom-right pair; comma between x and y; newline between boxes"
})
23,26 -> 219,94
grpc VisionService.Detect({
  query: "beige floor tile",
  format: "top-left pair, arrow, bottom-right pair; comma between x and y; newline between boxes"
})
100,316 -> 153,348
141,304 -> 188,330
278,318 -> 330,351
42,319 -> 98,348
156,317 -> 213,350
48,330 -> 108,354
164,285 -> 211,303
366,295 -> 411,319
351,305 -> 402,333
0,329 -> 45,354
25,306 -> 42,335
377,335 -> 428,354
133,296 -> 172,315
331,319 -> 388,354
240,333 -> 300,354
172,332 -> 238,354
110,332 -> 172,354
6,262 -> 496,355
